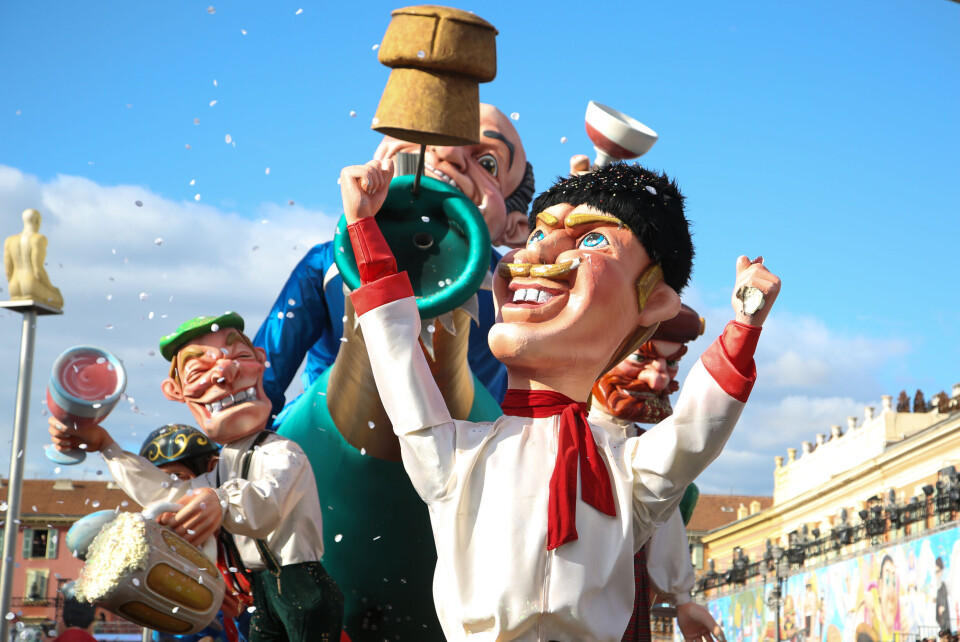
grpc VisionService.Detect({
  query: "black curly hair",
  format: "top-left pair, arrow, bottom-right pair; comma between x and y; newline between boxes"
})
528,162 -> 694,293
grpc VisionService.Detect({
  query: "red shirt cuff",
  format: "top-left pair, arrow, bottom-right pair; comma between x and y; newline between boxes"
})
700,321 -> 761,403
350,272 -> 415,316
348,217 -> 398,284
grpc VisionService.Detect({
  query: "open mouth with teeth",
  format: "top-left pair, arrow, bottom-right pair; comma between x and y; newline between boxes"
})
510,287 -> 558,306
424,163 -> 460,192
203,387 -> 258,416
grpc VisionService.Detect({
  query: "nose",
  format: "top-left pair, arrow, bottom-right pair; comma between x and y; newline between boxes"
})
637,358 -> 670,391
429,145 -> 468,173
213,358 -> 241,383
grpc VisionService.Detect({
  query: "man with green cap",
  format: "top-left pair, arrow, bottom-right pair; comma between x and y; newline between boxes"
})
48,313 -> 343,642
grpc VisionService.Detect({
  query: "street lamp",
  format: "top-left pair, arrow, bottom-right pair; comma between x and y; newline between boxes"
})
765,543 -> 786,642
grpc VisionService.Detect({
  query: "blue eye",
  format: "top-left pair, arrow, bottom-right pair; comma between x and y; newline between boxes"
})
579,231 -> 609,248
527,229 -> 545,246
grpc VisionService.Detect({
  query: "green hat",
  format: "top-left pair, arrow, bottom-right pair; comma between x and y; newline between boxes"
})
159,311 -> 245,361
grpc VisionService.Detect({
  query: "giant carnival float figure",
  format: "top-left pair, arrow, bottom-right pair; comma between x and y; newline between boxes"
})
48,313 -> 344,642
591,304 -> 726,642
336,156 -> 781,641
252,6 -> 540,639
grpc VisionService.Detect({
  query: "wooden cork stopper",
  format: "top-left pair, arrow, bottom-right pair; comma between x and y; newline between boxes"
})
373,5 -> 498,146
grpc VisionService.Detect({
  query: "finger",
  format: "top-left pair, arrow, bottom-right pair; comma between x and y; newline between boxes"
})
379,157 -> 394,177
735,255 -> 751,277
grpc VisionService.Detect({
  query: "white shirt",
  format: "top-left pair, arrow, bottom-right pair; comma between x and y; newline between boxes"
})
101,431 -> 325,571
358,295 -> 746,641
588,409 -> 695,606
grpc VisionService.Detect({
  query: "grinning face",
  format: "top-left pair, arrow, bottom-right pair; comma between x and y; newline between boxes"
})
161,329 -> 271,444
489,203 -> 663,388
374,103 -> 529,247
593,339 -> 686,424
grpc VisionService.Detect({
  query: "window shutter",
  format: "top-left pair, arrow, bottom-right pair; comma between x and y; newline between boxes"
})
45,529 -> 58,559
21,528 -> 32,559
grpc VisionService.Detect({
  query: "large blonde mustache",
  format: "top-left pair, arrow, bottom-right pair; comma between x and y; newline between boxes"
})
496,258 -> 581,279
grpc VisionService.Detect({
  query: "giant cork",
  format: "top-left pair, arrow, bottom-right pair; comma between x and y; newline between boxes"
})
373,5 -> 497,146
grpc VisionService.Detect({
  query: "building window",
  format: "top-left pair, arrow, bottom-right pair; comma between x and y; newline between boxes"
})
21,528 -> 58,560
24,568 -> 50,603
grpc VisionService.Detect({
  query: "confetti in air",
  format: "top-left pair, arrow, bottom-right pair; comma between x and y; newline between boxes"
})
207,6 -> 215,14
560,136 -> 568,144
193,118 -> 200,125
265,167 -> 271,175
135,200 -> 143,207
510,112 -> 520,121
154,238 -> 163,246
209,100 -> 218,107
349,110 -> 357,118
295,8 -> 303,14
372,44 -> 379,50
225,134 -> 232,144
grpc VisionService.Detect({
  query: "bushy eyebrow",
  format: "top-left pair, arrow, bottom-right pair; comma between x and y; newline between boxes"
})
482,130 -> 515,169
564,213 -> 626,229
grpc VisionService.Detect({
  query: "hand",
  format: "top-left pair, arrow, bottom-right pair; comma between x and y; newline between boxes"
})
340,159 -> 395,225
569,154 -> 591,176
677,602 -> 725,642
158,487 -> 223,546
731,256 -> 780,327
47,417 -> 114,453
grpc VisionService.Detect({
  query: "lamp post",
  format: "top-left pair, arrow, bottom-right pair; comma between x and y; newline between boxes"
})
765,544 -> 786,642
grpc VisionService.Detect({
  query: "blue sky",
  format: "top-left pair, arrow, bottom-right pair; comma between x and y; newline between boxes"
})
1,1 -> 958,495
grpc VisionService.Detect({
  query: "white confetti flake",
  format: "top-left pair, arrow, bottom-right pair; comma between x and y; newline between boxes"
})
206,6 -> 215,14
295,8 -> 303,14
92,501 -> 100,508
172,606 -> 180,614
193,118 -> 200,125
427,324 -> 436,334
213,79 -> 218,87
135,200 -> 143,207
334,534 -> 343,543
360,448 -> 367,455
194,194 -> 201,201
349,110 -> 357,117
417,50 -> 426,58
510,112 -> 520,121
372,44 -> 379,50
139,292 -> 148,301
340,337 -> 348,343
421,216 -> 430,222
285,311 -> 294,318
106,294 -> 112,301
189,179 -> 196,186
225,134 -> 232,144
4,613 -> 14,621
209,100 -> 218,107
105,324 -> 114,330
240,29 -> 247,35
368,421 -> 375,429
560,136 -> 568,144
372,117 -> 379,125
211,323 -> 220,332
154,237 -> 163,245
185,144 -> 191,150
247,606 -> 257,613
265,167 -> 271,175
54,467 -> 61,474
0,502 -> 6,511
277,312 -> 284,320
645,185 -> 658,195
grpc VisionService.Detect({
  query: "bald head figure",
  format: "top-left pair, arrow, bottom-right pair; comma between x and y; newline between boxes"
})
375,103 -> 535,248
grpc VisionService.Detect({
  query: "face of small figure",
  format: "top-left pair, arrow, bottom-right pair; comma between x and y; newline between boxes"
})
374,103 -> 529,247
489,203 -> 678,391
161,329 -> 271,444
157,461 -> 200,481
593,339 -> 686,423
879,557 -> 899,627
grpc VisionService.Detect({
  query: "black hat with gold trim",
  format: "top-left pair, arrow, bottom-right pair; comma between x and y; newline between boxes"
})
139,424 -> 218,470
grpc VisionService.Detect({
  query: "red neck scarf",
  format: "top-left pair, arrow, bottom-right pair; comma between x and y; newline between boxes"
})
501,389 -> 617,550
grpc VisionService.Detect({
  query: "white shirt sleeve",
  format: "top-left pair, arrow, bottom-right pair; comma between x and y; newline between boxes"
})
100,441 -> 213,507
357,296 -> 459,503
626,359 -> 744,541
646,509 -> 694,606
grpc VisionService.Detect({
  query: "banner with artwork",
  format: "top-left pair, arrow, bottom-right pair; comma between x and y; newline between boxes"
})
704,527 -> 960,642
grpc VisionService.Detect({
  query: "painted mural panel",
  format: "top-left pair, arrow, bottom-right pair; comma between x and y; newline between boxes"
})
703,527 -> 960,642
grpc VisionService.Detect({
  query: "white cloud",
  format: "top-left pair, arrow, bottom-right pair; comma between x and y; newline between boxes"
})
0,166 -> 336,481
672,287 -> 913,496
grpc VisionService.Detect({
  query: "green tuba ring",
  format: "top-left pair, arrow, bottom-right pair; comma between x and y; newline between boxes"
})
334,175 -> 492,320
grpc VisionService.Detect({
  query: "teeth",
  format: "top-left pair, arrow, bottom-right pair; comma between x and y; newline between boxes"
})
204,387 -> 259,416
424,163 -> 459,191
511,288 -> 555,304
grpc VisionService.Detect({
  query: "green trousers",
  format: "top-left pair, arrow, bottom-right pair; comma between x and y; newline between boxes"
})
249,561 -> 344,642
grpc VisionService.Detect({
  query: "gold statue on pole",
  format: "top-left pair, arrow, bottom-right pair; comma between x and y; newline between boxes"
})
4,208 -> 63,310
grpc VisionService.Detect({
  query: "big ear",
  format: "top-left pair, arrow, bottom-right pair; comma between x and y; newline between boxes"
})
161,377 -> 184,403
206,455 -> 219,473
254,346 -> 268,363
499,210 -> 531,249
637,281 -> 681,328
